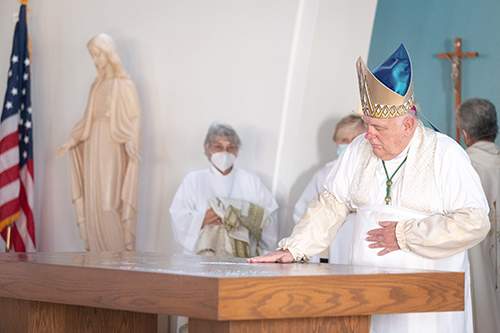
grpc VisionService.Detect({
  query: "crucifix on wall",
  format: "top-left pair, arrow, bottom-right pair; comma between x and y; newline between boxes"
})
438,38 -> 478,143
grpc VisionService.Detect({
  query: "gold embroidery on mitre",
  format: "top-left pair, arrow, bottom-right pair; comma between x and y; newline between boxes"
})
356,57 -> 414,119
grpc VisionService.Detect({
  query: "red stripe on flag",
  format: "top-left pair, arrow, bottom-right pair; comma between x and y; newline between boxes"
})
0,198 -> 20,224
0,132 -> 19,153
0,165 -> 19,188
19,175 -> 35,246
12,224 -> 26,252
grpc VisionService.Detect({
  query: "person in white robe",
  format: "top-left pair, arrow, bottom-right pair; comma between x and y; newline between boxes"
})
248,44 -> 490,333
456,97 -> 500,333
293,114 -> 365,263
170,122 -> 278,255
170,122 -> 279,333
57,34 -> 141,252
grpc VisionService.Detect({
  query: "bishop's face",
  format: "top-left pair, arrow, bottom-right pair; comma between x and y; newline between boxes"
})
363,115 -> 411,161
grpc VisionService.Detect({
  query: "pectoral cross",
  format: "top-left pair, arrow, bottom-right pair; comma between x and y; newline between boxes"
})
438,38 -> 478,143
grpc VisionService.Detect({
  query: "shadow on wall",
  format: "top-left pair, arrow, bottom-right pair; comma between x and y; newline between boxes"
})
282,115 -> 340,237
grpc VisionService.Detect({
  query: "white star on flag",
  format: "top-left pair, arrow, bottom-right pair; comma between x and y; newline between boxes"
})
27,107 -> 32,113
5,101 -> 13,109
24,136 -> 29,144
23,73 -> 29,81
11,87 -> 18,95
24,58 -> 30,66
21,103 -> 24,110
23,151 -> 27,159
22,88 -> 26,95
25,120 -> 32,129
8,70 -> 12,77
11,55 -> 18,63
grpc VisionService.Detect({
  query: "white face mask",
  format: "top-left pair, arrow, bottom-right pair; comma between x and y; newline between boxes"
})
210,152 -> 236,173
337,143 -> 349,156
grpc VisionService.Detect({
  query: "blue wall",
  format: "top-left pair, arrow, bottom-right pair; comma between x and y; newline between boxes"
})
368,0 -> 500,145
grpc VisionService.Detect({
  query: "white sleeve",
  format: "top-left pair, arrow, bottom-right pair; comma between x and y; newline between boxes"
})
279,190 -> 349,261
169,176 -> 206,253
396,207 -> 489,258
397,136 -> 490,258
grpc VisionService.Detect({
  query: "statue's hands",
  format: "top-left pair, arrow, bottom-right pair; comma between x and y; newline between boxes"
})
125,142 -> 141,163
247,249 -> 294,263
55,142 -> 72,160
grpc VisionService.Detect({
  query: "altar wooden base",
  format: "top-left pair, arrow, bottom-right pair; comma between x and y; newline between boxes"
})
190,316 -> 370,333
0,296 -> 370,333
0,297 -> 157,333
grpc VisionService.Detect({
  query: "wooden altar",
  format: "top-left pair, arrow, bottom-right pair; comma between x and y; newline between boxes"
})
0,252 -> 464,333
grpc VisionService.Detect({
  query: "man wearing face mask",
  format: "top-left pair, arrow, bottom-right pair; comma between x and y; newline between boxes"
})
169,122 -> 279,258
293,114 -> 365,262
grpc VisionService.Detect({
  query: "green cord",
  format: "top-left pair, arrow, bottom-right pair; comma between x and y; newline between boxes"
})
382,156 -> 408,205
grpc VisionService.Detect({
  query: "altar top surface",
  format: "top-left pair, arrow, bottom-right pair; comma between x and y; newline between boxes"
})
0,251 -> 465,320
0,251 -> 450,278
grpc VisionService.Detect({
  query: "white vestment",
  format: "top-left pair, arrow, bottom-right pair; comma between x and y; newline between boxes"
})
466,141 -> 500,333
170,164 -> 279,254
280,121 -> 490,333
293,160 -> 355,263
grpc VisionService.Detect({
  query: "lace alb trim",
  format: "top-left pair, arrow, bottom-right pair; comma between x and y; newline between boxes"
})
351,120 -> 436,213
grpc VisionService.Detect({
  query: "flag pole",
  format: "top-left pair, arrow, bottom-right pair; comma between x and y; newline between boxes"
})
5,225 -> 12,252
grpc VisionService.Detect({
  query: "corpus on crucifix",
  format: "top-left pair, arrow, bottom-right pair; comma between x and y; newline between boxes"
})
438,38 -> 478,143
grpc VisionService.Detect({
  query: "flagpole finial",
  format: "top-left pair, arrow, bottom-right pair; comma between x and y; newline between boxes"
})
20,0 -> 29,5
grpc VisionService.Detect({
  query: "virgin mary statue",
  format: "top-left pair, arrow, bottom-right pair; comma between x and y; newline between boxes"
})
57,34 -> 142,251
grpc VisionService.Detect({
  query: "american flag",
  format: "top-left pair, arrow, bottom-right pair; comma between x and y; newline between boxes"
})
0,4 -> 36,252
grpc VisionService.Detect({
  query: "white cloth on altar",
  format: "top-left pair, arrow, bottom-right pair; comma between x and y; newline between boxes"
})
466,140 -> 500,333
169,164 -> 279,254
194,197 -> 271,257
279,121 -> 490,333
293,160 -> 355,264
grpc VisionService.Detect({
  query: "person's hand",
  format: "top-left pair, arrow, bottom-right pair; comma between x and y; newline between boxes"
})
366,221 -> 400,256
201,208 -> 223,229
247,249 -> 294,263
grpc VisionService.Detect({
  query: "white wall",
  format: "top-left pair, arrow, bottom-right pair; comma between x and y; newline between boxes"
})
0,1 -> 377,253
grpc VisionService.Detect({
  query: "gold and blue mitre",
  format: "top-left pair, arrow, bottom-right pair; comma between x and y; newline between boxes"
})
356,44 -> 414,118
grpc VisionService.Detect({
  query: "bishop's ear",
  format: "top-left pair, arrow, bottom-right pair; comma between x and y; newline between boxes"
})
403,116 -> 416,134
